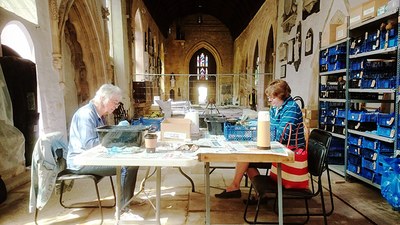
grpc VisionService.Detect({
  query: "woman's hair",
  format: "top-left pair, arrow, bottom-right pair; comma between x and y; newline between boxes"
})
265,79 -> 291,100
93,84 -> 122,103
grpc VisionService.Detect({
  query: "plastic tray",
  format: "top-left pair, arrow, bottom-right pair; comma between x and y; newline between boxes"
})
224,122 -> 257,141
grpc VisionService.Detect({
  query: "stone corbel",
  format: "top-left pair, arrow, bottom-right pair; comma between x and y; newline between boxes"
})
281,13 -> 297,33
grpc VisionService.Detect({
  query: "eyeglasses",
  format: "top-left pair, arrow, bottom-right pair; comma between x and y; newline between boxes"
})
110,99 -> 120,107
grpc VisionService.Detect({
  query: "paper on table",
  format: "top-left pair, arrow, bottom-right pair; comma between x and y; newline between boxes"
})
225,141 -> 288,156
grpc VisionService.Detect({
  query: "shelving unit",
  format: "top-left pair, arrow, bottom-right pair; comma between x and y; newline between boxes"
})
319,38 -> 348,176
345,9 -> 399,188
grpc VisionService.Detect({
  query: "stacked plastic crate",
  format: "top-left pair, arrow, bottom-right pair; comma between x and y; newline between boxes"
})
319,43 -> 347,99
346,111 -> 395,184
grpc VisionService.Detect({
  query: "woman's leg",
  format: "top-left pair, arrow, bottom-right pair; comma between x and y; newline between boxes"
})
225,162 -> 250,191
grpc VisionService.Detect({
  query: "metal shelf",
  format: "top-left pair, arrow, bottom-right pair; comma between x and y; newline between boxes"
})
349,9 -> 399,30
349,47 -> 397,59
319,98 -> 347,103
348,129 -> 395,143
319,69 -> 347,76
346,171 -> 380,189
331,132 -> 346,139
342,9 -> 399,189
348,88 -> 396,93
329,165 -> 345,176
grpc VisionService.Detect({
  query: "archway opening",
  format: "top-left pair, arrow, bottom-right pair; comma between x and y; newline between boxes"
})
188,48 -> 216,105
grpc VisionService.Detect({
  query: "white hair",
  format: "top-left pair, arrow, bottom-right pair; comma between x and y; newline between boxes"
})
93,84 -> 122,103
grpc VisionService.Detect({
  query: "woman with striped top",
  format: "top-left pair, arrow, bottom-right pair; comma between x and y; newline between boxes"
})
215,79 -> 305,199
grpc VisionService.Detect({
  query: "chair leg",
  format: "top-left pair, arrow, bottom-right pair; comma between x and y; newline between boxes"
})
92,178 -> 104,224
319,182 -> 328,225
109,176 -> 116,207
243,184 -> 253,224
178,167 -> 195,192
34,208 -> 39,225
325,166 -> 335,216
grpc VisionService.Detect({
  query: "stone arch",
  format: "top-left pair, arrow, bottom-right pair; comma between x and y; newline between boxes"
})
134,8 -> 145,81
184,41 -> 222,73
60,0 -> 110,103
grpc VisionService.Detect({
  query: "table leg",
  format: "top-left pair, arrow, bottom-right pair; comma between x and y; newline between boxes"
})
156,166 -> 161,224
205,162 -> 210,225
116,166 -> 122,222
277,163 -> 283,225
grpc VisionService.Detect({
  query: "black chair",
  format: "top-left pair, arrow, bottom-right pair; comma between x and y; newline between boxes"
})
244,129 -> 332,225
32,133 -> 116,225
56,170 -> 116,224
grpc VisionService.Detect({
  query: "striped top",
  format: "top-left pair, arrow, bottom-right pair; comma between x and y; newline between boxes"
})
270,96 -> 305,148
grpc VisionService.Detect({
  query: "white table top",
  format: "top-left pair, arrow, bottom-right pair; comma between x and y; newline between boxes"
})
74,139 -> 292,167
74,144 -> 200,167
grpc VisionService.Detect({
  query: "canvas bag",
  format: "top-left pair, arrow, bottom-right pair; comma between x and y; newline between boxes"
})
270,122 -> 309,189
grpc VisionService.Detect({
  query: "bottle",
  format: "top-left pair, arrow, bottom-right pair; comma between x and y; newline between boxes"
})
257,111 -> 271,150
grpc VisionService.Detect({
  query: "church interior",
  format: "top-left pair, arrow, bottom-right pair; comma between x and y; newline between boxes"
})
1,0 -> 400,224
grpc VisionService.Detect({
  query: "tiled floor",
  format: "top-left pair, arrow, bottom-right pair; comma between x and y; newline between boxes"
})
0,163 -> 399,225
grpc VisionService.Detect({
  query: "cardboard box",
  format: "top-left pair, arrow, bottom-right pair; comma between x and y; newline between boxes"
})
160,118 -> 191,140
362,0 -> 388,21
306,109 -> 319,120
335,23 -> 347,41
304,118 -> 319,128
350,5 -> 363,26
321,24 -> 339,47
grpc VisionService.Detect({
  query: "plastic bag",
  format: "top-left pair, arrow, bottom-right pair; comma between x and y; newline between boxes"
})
380,157 -> 400,210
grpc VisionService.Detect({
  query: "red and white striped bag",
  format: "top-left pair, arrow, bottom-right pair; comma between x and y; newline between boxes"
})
269,122 -> 309,189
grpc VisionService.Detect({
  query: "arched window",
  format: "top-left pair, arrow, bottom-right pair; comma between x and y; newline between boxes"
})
196,52 -> 209,80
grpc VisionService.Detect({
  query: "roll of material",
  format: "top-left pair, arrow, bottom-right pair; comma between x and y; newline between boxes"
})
257,111 -> 271,150
185,111 -> 200,134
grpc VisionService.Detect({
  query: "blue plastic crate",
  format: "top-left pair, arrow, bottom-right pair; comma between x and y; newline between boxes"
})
328,61 -> 346,71
348,110 -> 377,122
375,154 -> 390,174
330,138 -> 345,151
361,168 -> 374,180
348,153 -> 361,165
377,113 -> 395,127
223,122 -> 257,141
348,161 -> 360,174
377,125 -> 395,138
377,78 -> 396,89
360,78 -> 376,89
348,145 -> 361,155
361,137 -> 377,150
334,117 -> 345,126
377,141 -> 394,154
348,134 -> 362,146
136,117 -> 164,131
326,117 -> 335,125
326,109 -> 336,117
373,172 -> 382,185
335,109 -> 346,118
362,157 -> 376,171
361,148 -> 377,160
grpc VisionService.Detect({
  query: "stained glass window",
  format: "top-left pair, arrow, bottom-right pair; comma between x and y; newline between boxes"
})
196,53 -> 208,80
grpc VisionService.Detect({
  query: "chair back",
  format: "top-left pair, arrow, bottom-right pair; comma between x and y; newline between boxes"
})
309,129 -> 332,150
307,129 -> 332,177
307,139 -> 328,177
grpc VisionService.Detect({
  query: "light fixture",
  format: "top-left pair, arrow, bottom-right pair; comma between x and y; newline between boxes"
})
197,15 -> 203,24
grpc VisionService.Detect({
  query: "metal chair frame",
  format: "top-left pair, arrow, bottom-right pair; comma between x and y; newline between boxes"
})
34,170 -> 116,225
243,129 -> 333,225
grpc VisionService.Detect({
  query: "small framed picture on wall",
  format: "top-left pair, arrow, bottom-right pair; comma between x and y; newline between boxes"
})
280,65 -> 286,78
